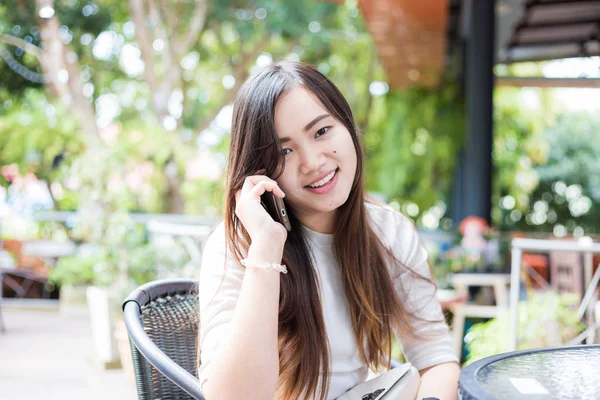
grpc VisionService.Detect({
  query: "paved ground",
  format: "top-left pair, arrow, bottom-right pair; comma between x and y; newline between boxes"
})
0,305 -> 137,400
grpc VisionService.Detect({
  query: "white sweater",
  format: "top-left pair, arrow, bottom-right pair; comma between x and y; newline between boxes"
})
198,202 -> 458,399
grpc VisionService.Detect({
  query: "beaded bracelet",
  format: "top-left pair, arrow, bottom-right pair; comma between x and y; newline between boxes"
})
240,258 -> 288,274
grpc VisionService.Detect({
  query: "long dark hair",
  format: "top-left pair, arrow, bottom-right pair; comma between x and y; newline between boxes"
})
219,61 -> 437,400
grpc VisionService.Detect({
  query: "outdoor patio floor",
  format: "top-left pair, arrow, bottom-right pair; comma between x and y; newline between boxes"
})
0,304 -> 137,400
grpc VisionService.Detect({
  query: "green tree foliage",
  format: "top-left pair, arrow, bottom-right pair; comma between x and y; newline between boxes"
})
0,0 -> 118,98
1,0 -> 380,216
364,81 -> 465,213
496,110 -> 600,234
0,1 -> 43,96
0,90 -> 84,209
6,0 -> 595,236
492,86 -> 557,220
537,113 -> 600,203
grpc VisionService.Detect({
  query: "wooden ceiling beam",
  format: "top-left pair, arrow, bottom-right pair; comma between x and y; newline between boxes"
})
358,0 -> 448,89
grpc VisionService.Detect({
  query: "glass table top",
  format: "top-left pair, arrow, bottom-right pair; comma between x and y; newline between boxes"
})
460,346 -> 600,400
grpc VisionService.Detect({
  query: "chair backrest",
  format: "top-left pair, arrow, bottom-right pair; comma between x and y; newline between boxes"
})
123,279 -> 205,400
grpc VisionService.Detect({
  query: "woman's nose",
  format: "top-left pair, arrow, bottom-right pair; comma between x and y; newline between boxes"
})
300,148 -> 327,175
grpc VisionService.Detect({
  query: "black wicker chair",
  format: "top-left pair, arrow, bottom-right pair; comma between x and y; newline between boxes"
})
123,279 -> 405,400
122,279 -> 205,400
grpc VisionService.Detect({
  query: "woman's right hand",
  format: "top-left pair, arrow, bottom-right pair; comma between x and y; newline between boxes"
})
235,171 -> 288,244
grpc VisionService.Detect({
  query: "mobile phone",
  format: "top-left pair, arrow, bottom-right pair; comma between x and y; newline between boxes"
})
261,192 -> 292,231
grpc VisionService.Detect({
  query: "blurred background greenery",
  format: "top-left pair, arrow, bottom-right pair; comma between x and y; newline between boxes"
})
1,1 -> 598,236
1,0 -> 599,370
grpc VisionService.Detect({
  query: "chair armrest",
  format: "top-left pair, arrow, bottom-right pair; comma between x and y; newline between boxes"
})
123,300 -> 205,400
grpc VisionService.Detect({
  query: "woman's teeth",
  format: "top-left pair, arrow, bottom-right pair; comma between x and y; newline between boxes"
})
308,170 -> 336,188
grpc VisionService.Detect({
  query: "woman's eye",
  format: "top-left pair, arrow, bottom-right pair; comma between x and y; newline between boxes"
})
282,148 -> 292,156
316,126 -> 329,137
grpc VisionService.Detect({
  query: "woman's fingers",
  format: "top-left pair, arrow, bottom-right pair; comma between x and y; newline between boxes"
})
241,175 -> 285,198
240,174 -> 269,194
250,180 -> 285,198
237,175 -> 266,203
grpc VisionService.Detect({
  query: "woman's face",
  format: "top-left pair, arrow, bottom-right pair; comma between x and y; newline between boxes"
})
273,85 -> 357,233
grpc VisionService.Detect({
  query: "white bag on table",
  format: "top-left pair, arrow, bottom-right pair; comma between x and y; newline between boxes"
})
336,363 -> 420,400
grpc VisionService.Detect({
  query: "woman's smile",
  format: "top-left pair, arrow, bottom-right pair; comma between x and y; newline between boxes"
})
304,168 -> 339,194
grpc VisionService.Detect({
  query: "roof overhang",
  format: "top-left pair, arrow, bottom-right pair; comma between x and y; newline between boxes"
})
357,0 -> 448,88
319,0 -> 600,88
497,0 -> 600,63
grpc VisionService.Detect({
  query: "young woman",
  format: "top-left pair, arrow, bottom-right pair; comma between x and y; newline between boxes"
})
198,61 -> 459,400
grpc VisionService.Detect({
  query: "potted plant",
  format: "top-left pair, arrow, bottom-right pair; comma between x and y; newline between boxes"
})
48,211 -> 157,368
51,205 -> 196,372
438,216 -> 504,274
49,247 -> 102,313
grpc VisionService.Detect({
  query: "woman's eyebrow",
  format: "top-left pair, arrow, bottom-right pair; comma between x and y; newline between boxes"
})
303,114 -> 330,132
278,114 -> 331,144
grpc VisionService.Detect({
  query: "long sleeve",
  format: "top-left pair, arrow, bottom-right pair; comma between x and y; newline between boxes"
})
368,204 -> 458,371
198,222 -> 245,384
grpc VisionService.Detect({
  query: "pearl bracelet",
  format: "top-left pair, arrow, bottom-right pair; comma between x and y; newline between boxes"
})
240,258 -> 288,274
